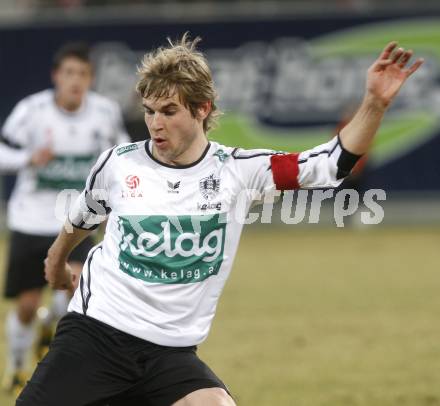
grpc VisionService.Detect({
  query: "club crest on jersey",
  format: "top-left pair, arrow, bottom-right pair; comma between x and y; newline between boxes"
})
199,174 -> 220,200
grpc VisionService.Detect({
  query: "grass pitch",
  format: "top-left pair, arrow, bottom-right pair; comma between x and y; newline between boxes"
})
0,226 -> 439,406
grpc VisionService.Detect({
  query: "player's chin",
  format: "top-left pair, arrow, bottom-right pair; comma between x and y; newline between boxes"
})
66,93 -> 83,106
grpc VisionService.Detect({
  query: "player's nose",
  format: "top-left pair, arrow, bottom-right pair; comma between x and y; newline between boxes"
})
150,112 -> 164,131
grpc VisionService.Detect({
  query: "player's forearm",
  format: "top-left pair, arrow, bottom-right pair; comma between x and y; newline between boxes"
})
45,221 -> 91,291
339,93 -> 387,155
47,221 -> 92,265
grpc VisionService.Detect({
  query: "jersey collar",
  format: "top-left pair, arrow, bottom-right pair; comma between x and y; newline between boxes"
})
144,139 -> 211,169
52,89 -> 88,118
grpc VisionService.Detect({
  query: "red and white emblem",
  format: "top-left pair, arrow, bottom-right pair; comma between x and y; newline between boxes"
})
125,175 -> 140,189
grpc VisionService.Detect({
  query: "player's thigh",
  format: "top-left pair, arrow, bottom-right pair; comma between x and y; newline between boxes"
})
172,388 -> 236,406
108,346 -> 232,406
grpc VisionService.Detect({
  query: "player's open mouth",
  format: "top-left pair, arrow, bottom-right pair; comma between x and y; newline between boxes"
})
153,138 -> 167,148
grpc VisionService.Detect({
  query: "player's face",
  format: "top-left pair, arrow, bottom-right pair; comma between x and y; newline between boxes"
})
143,93 -> 208,165
52,57 -> 93,111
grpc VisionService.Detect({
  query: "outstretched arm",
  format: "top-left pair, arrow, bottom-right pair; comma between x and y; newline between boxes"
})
270,42 -> 423,191
340,42 -> 424,155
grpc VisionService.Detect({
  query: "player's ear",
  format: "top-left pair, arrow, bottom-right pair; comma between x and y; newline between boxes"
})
197,101 -> 211,121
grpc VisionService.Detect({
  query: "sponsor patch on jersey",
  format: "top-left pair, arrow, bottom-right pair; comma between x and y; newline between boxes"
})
197,202 -> 222,211
213,149 -> 229,162
117,214 -> 226,284
116,144 -> 138,156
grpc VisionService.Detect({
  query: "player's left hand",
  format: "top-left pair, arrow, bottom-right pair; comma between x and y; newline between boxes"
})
30,147 -> 55,167
365,42 -> 424,109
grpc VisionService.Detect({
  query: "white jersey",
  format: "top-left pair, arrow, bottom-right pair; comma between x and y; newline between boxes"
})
68,137 -> 357,347
0,89 -> 129,235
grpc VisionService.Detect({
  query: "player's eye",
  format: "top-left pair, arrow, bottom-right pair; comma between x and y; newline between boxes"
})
164,110 -> 176,116
144,107 -> 154,115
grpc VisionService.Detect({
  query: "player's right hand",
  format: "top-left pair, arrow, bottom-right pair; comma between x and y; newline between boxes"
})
44,257 -> 74,292
30,147 -> 54,167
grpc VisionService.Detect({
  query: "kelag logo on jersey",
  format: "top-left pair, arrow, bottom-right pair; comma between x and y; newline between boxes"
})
117,214 -> 226,284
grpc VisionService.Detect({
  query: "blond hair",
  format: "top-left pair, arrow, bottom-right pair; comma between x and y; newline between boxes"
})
136,33 -> 221,133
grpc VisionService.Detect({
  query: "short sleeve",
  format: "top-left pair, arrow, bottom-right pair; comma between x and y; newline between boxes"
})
68,147 -> 115,230
1,98 -> 32,148
232,148 -> 279,195
0,99 -> 34,171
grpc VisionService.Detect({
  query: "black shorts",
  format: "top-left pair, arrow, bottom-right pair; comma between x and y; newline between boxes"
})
4,231 -> 96,298
17,312 -> 229,406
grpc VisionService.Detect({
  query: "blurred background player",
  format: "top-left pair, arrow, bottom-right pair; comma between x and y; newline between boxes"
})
0,42 -> 129,395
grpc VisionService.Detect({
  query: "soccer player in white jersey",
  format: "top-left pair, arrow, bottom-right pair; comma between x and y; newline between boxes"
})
16,36 -> 422,406
0,43 -> 129,394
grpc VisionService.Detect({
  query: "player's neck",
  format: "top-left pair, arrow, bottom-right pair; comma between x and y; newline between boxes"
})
54,94 -> 82,113
152,134 -> 209,167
